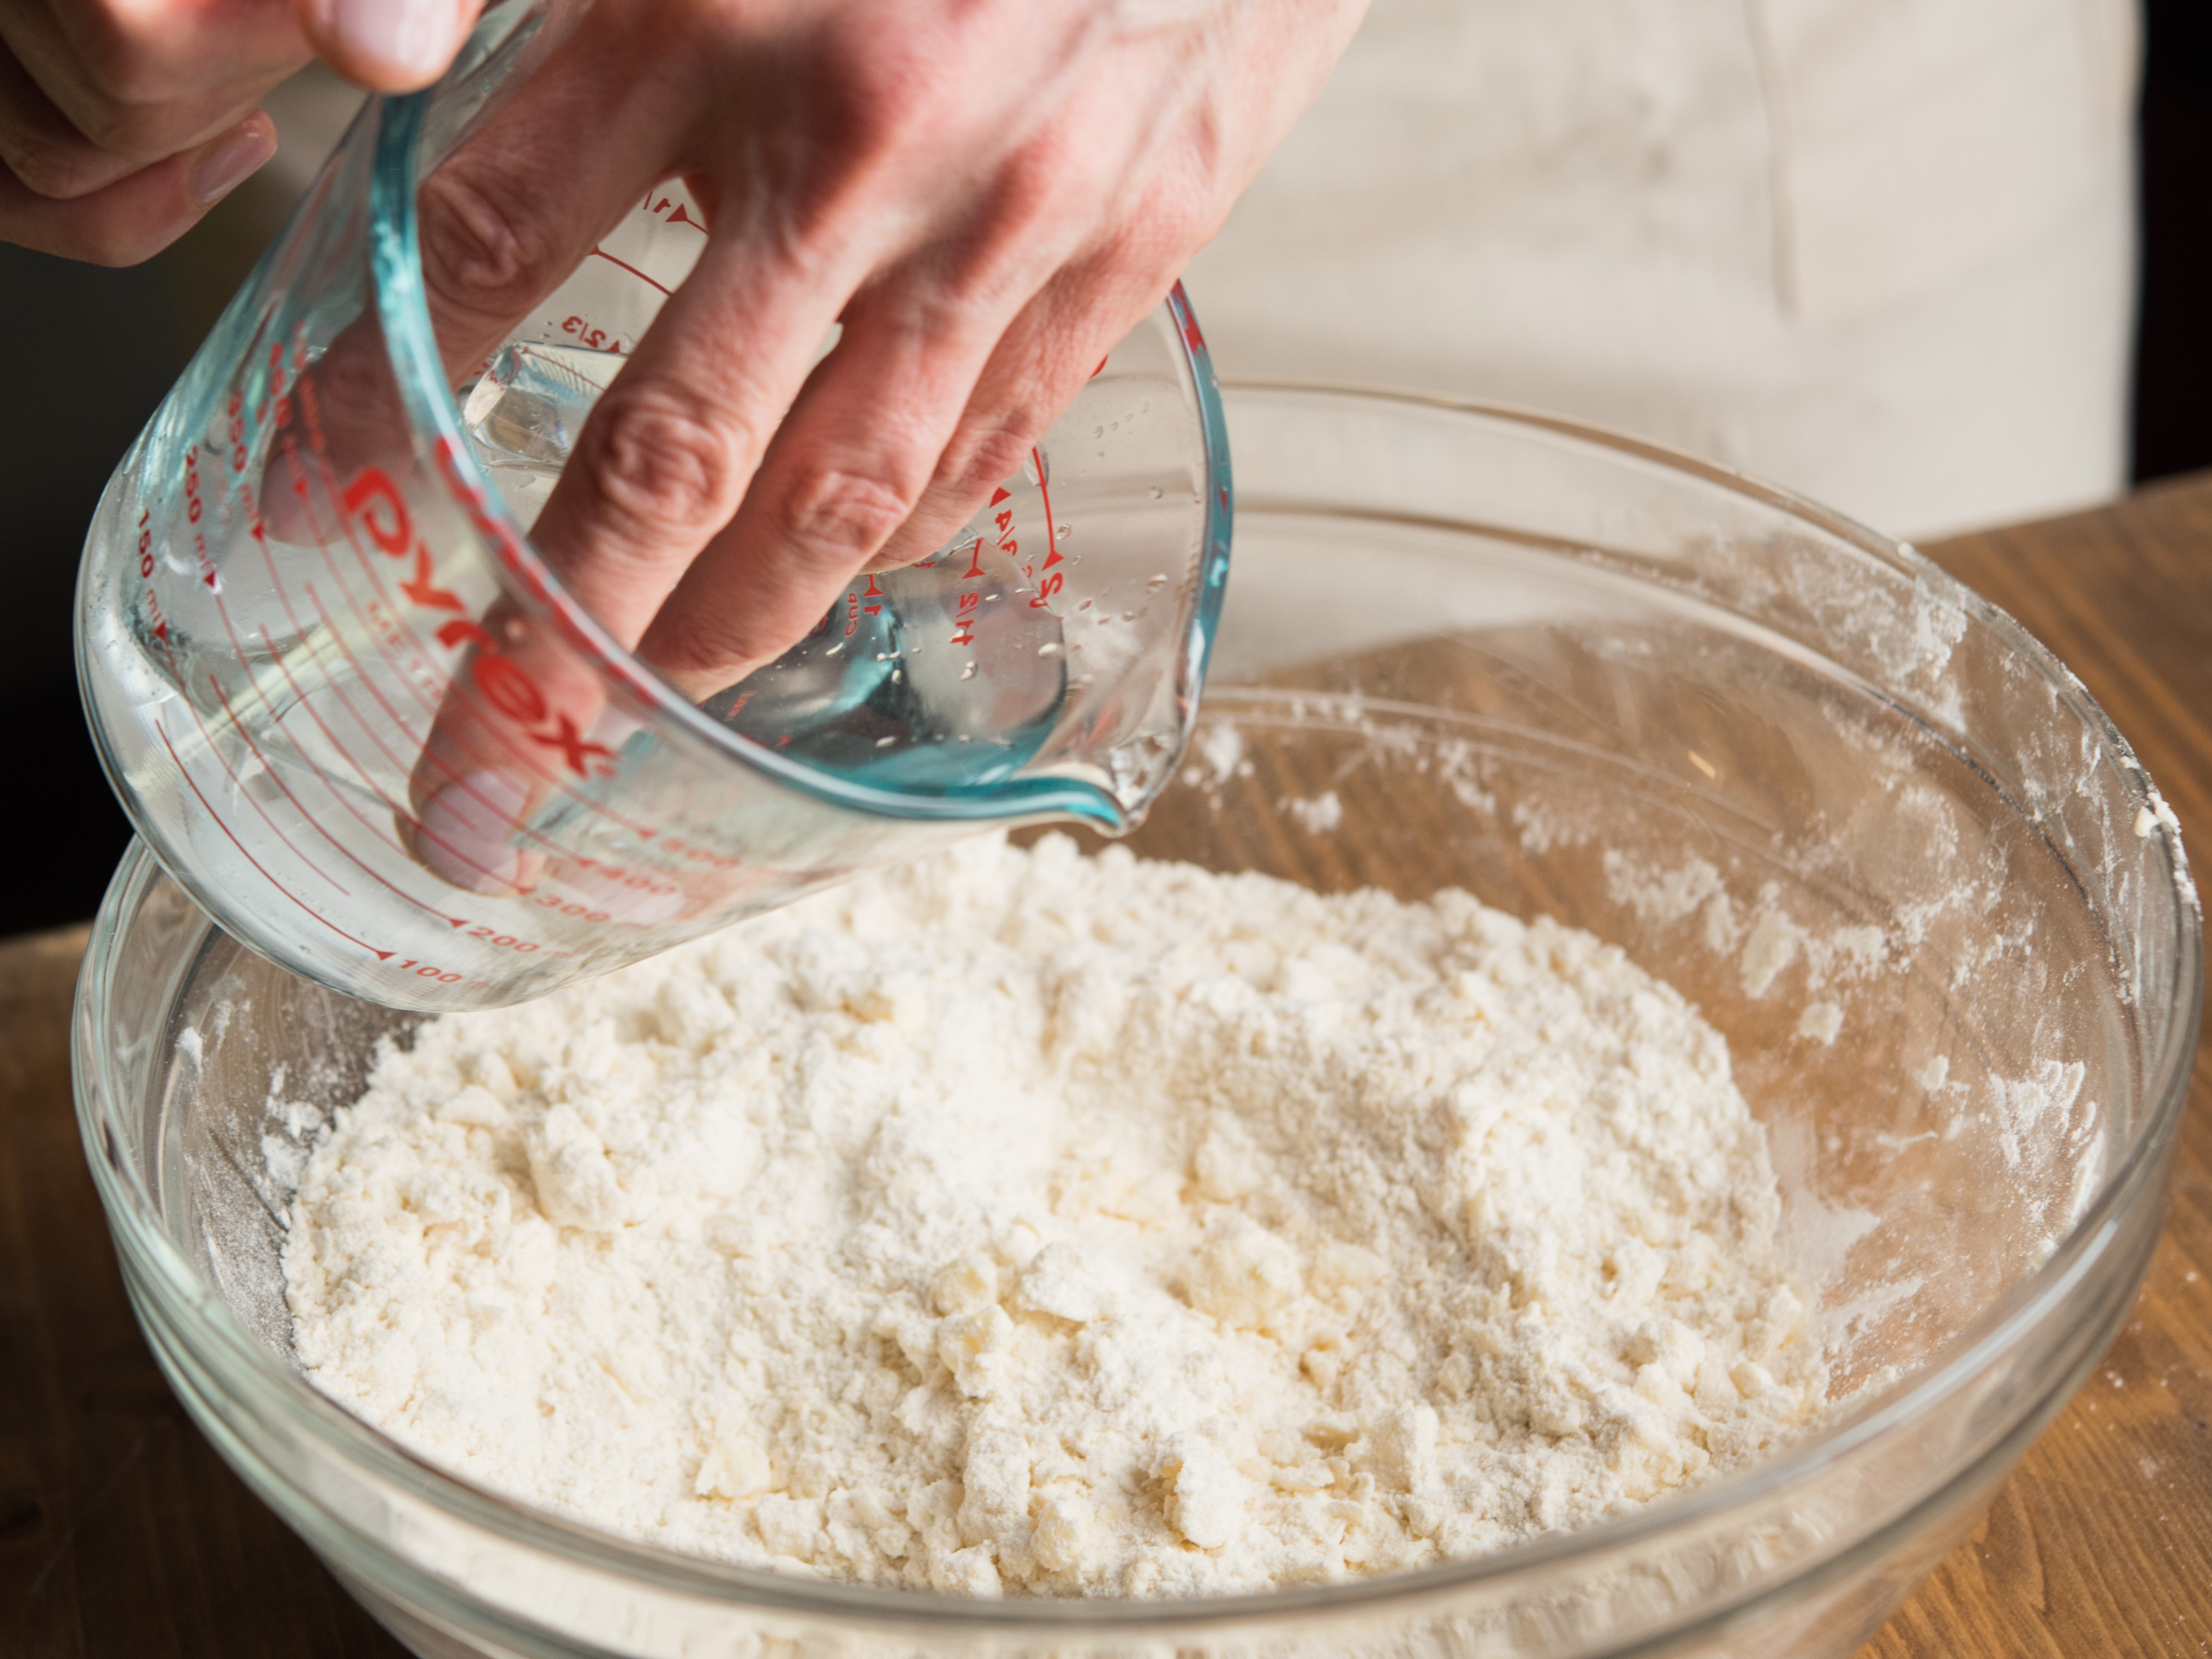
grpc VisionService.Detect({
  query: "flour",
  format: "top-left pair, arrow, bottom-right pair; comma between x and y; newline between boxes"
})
282,834 -> 1825,1597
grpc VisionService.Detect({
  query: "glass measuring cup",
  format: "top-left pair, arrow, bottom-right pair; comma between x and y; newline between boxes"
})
76,0 -> 1232,1012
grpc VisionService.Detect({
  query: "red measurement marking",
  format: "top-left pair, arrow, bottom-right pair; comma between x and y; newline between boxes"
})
1027,446 -> 1065,607
645,192 -> 708,233
559,315 -> 624,353
1179,302 -> 1206,355
206,666 -> 484,920
303,457 -> 637,821
254,623 -> 513,911
588,247 -> 672,295
283,432 -> 455,709
154,395 -> 546,929
948,536 -> 986,648
535,892 -> 614,924
660,837 -> 744,870
156,724 -> 392,959
296,581 -> 575,867
174,681 -> 350,897
429,437 -> 661,712
1033,447 -> 1059,571
466,926 -> 540,952
568,858 -> 682,896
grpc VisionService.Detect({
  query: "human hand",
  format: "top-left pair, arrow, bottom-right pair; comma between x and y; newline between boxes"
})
8,0 -> 1363,896
0,0 -> 481,262
397,0 -> 1366,699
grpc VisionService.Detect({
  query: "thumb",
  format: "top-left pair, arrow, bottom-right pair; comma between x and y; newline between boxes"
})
293,0 -> 483,92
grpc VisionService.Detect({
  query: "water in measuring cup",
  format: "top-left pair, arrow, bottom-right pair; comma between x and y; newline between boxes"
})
462,342 -> 1066,789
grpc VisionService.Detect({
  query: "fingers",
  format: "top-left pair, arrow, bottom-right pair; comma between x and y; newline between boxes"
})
633,238 -> 1174,698
0,105 -> 274,261
520,227 -> 869,664
862,255 -> 1159,575
0,0 -> 475,253
404,619 -> 609,896
372,27 -> 696,892
629,273 -> 1032,697
290,0 -> 485,93
0,0 -> 303,196
408,43 -> 678,375
255,31 -> 684,538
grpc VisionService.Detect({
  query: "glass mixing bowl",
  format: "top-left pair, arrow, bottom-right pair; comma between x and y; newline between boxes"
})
74,386 -> 2201,1659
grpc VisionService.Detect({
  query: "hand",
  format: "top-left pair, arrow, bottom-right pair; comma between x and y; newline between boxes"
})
5,0 -> 1357,667
401,0 -> 1366,697
0,0 -> 482,263
6,0 -> 1364,897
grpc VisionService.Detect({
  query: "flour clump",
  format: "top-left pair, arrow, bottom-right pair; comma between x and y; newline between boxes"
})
282,835 -> 1825,1596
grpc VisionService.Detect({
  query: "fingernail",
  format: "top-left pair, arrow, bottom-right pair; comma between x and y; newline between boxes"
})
189,122 -> 276,206
414,770 -> 532,893
325,0 -> 457,83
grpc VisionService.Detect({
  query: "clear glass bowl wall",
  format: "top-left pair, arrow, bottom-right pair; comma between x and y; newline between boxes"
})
75,386 -> 2201,1659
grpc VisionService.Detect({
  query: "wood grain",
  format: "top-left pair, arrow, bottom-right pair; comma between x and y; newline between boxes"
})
2,478 -> 2209,1657
1853,476 -> 2212,1659
0,929 -> 408,1658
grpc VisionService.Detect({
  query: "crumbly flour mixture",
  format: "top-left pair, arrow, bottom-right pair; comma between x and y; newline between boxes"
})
283,836 -> 1825,1596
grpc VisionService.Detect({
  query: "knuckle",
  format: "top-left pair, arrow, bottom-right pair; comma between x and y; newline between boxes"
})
648,612 -> 765,693
778,467 -> 914,563
574,390 -> 746,538
992,152 -> 1060,236
62,27 -> 138,104
939,422 -> 1038,496
62,75 -> 194,156
79,48 -> 153,108
69,5 -> 172,104
417,170 -> 564,330
815,24 -> 933,154
62,112 -> 159,175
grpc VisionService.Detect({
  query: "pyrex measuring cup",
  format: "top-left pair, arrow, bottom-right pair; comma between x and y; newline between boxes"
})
76,0 -> 1231,1012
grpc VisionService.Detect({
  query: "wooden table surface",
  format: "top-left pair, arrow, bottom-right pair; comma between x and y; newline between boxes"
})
4,478 -> 2209,1658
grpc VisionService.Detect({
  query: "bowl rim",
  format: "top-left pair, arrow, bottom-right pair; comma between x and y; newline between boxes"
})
73,383 -> 2204,1639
